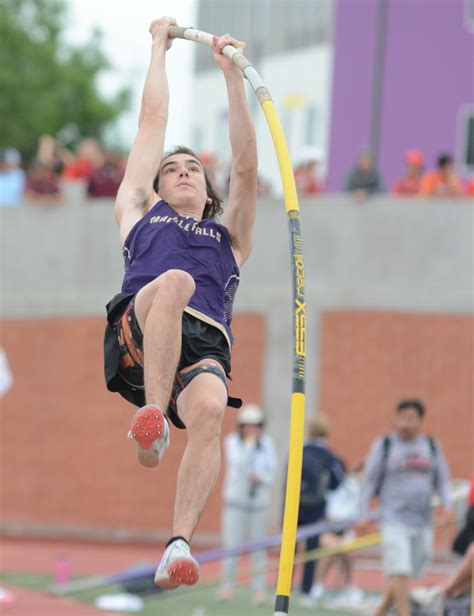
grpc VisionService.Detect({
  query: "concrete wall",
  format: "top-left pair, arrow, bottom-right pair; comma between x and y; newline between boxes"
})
2,195 -> 472,317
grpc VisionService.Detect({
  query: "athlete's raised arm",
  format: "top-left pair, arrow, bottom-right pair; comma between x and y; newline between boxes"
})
115,17 -> 176,246
213,35 -> 258,267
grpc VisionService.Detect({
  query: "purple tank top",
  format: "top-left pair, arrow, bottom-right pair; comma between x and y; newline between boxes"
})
121,200 -> 240,345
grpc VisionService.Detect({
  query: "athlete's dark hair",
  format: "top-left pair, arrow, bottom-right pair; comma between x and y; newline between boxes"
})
396,399 -> 425,418
153,145 -> 223,220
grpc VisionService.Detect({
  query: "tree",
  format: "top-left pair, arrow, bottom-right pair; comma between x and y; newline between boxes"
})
0,0 -> 130,158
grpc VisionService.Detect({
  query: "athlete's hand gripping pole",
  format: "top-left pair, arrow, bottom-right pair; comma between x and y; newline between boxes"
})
168,24 -> 307,616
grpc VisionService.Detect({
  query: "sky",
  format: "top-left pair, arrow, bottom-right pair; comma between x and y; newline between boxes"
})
66,0 -> 198,149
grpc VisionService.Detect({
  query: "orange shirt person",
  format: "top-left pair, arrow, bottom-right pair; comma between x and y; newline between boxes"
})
392,150 -> 424,196
464,178 -> 474,197
62,138 -> 104,181
420,154 -> 465,197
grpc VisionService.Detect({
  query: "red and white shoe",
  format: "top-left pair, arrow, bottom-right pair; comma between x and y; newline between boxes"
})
128,405 -> 169,468
154,539 -> 200,590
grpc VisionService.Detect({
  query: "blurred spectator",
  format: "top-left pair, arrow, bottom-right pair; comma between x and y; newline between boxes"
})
295,161 -> 322,196
357,399 -> 453,616
199,150 -> 226,196
0,347 -> 14,397
295,413 -> 345,608
294,147 -> 325,196
218,404 -> 277,606
63,138 -> 104,181
345,151 -> 383,201
421,154 -> 465,197
465,178 -> 474,196
0,148 -> 25,207
35,134 -> 73,176
315,463 -> 364,606
392,150 -> 425,196
25,161 -> 62,203
87,149 -> 125,198
199,150 -> 218,178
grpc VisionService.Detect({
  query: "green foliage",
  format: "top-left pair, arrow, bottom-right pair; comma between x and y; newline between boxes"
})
0,0 -> 130,158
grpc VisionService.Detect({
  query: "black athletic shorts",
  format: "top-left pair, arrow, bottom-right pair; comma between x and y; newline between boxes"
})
103,292 -> 241,428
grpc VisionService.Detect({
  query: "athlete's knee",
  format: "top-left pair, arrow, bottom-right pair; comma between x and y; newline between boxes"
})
186,398 -> 225,445
154,269 -> 195,307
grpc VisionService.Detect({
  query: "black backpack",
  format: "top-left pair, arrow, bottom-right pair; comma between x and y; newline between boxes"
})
375,434 -> 437,495
299,445 -> 331,509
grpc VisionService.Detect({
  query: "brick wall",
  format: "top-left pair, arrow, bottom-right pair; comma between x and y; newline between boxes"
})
0,313 -> 266,539
319,311 -> 473,477
2,309 -> 471,540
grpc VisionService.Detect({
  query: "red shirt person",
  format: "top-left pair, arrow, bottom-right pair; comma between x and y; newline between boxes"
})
294,147 -> 325,196
392,150 -> 424,196
295,161 -> 323,195
87,150 -> 125,198
63,138 -> 104,181
25,161 -> 62,203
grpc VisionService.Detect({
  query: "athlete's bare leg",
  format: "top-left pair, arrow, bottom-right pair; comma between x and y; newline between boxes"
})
173,371 -> 227,541
134,269 -> 196,408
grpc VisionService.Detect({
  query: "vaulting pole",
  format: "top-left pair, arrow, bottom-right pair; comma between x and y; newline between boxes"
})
167,25 -> 307,615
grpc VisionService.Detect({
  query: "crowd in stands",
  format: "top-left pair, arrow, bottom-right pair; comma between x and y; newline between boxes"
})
202,145 -> 473,200
295,147 -> 473,200
1,138 -> 473,207
0,135 -> 125,207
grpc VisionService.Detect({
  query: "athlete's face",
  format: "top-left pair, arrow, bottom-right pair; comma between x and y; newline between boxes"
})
394,408 -> 422,440
157,154 -> 208,215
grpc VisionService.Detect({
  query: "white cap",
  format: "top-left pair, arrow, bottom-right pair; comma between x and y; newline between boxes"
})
237,404 -> 264,425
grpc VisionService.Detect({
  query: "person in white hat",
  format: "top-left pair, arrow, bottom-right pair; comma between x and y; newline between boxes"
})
218,403 -> 277,605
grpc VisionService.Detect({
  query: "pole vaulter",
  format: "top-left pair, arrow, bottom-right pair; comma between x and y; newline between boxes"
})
166,24 -> 306,615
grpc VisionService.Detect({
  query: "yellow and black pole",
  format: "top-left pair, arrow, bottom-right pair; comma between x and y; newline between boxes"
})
168,25 -> 306,615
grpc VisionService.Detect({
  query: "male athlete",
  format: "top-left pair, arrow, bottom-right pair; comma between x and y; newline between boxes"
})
103,17 -> 257,590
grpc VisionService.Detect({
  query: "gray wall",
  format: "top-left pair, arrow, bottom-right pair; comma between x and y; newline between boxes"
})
2,195 -> 472,318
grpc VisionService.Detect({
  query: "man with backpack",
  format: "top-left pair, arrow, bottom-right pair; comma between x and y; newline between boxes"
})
296,414 -> 345,607
357,399 -> 453,616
